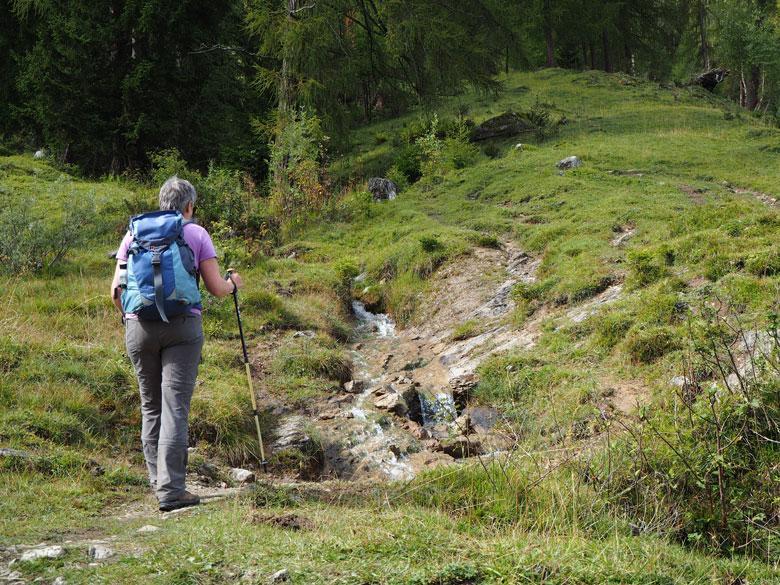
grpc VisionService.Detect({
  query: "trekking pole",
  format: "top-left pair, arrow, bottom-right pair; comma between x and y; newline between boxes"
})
226,270 -> 268,473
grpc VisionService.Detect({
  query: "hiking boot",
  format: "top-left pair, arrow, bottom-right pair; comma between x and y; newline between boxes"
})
159,491 -> 200,512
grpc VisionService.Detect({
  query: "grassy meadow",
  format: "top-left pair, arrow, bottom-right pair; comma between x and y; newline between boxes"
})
1,69 -> 779,582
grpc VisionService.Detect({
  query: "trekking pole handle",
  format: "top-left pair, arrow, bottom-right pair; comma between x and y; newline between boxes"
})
226,270 -> 250,364
225,269 -> 238,295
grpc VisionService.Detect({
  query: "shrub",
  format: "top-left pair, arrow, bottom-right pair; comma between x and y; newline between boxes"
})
268,108 -> 329,227
0,196 -> 96,274
391,143 -> 423,183
608,308 -> 780,560
624,325 -> 681,363
443,137 -> 479,169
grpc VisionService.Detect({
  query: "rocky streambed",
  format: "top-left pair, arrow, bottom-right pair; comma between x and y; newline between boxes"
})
266,244 -> 544,482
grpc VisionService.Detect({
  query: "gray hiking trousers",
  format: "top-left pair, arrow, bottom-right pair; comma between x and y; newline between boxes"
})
125,314 -> 203,504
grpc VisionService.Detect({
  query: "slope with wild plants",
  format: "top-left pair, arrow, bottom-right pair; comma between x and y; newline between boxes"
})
1,69 -> 779,583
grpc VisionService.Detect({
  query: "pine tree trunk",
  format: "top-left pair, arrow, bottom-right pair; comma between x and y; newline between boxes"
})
543,0 -> 555,67
745,65 -> 761,110
602,29 -> 612,73
698,0 -> 710,70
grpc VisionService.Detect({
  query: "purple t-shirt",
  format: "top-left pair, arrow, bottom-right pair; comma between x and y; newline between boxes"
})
117,222 -> 217,318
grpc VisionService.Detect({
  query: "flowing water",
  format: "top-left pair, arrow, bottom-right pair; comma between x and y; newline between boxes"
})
345,302 -> 414,480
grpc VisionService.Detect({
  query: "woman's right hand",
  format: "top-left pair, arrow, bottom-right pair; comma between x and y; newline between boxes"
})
227,271 -> 244,291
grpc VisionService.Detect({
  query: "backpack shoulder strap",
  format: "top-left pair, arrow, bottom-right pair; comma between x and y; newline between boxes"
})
151,248 -> 169,323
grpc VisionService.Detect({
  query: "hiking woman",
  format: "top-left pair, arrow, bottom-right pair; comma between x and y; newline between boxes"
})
109,176 -> 243,511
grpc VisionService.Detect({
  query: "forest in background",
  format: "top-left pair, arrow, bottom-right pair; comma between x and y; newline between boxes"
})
2,0 -> 780,176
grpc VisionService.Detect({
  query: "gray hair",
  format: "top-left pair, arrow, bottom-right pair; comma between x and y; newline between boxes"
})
159,176 -> 197,212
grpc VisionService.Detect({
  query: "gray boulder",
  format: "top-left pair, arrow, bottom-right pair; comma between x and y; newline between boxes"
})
88,544 -> 113,560
470,112 -> 535,142
229,468 -> 256,484
21,546 -> 65,561
368,177 -> 398,201
556,156 -> 582,170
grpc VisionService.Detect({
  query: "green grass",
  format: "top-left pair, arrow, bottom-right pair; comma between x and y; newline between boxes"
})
2,68 -> 780,580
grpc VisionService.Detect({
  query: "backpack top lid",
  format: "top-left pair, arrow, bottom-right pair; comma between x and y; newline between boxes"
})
130,210 -> 183,246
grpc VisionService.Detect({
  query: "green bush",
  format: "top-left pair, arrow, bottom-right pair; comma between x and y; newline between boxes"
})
608,313 -> 780,560
0,196 -> 96,274
393,143 -> 423,183
624,325 -> 681,363
444,138 -> 479,169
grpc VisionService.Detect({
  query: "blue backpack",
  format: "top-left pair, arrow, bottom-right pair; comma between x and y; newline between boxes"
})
120,211 -> 201,322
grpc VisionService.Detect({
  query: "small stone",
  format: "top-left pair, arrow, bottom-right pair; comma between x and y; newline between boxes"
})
229,468 -> 256,483
137,525 -> 160,533
270,568 -> 290,582
89,544 -> 113,560
21,545 -> 65,561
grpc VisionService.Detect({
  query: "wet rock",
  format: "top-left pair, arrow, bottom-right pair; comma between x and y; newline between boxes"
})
21,545 -> 65,561
270,568 -> 290,582
374,392 -> 409,417
470,111 -> 535,142
137,525 -> 160,533
88,544 -> 113,560
556,156 -> 582,170
368,177 -> 398,201
440,435 -> 483,459
463,406 -> 500,432
343,380 -> 364,393
450,375 -> 478,406
229,468 -> 256,484
400,386 -> 423,424
454,413 -> 473,434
